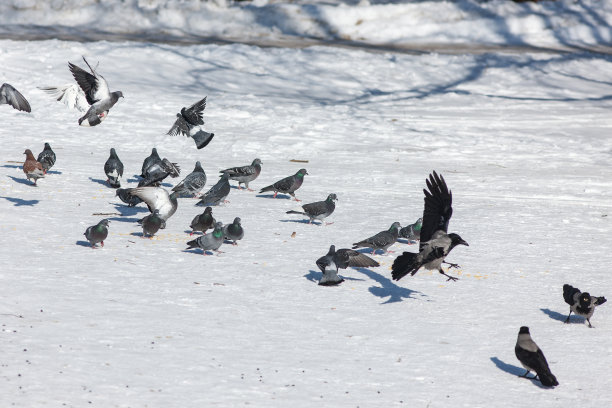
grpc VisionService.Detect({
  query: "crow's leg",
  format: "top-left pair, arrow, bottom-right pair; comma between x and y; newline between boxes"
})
564,310 -> 572,324
443,261 -> 460,269
439,268 -> 458,281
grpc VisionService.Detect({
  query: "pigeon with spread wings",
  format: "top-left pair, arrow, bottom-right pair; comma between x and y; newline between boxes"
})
1,83 -> 31,112
391,171 -> 468,282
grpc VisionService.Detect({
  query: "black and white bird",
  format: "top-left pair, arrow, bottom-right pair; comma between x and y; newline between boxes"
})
39,83 -> 89,112
127,187 -> 179,224
186,221 -> 224,255
223,217 -> 244,245
259,168 -> 308,201
167,97 -> 214,149
37,143 -> 56,174
316,245 -> 380,286
138,158 -> 180,187
84,219 -> 110,248
220,158 -> 262,191
69,56 -> 123,126
0,83 -> 31,112
391,172 -> 468,282
515,326 -> 559,387
352,222 -> 401,255
172,161 -> 207,198
399,217 -> 422,243
141,209 -> 164,238
563,284 -> 606,328
104,148 -> 124,188
116,188 -> 143,207
286,193 -> 338,225
141,148 -> 162,178
190,206 -> 216,235
196,173 -> 231,206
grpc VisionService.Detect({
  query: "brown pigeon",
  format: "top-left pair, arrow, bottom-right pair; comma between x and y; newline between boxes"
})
23,149 -> 45,185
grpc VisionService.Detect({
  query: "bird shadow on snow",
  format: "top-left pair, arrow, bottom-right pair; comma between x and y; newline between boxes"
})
75,240 -> 93,248
303,270 -> 365,284
1,164 -> 22,169
489,357 -> 549,389
89,177 -> 109,186
111,203 -> 149,216
396,238 -> 418,245
279,219 -> 317,225
0,196 -> 39,206
7,175 -> 35,186
256,193 -> 292,200
540,308 -> 579,324
354,268 -> 424,304
352,247 -> 397,256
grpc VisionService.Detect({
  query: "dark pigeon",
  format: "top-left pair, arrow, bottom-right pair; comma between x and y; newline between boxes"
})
316,245 -> 380,286
563,284 -> 607,328
141,209 -> 164,238
515,327 -> 559,387
138,158 -> 180,187
167,97 -> 208,136
84,219 -> 110,248
220,158 -> 262,191
186,221 -> 224,255
286,193 -> 337,225
23,149 -> 44,185
104,148 -> 124,188
196,173 -> 231,206
223,217 -> 244,245
141,148 -> 162,178
190,206 -> 216,235
37,143 -> 56,174
172,161 -> 207,198
0,83 -> 31,112
259,168 -> 308,201
352,222 -> 401,255
399,217 -> 422,242
191,129 -> 215,150
116,188 -> 143,207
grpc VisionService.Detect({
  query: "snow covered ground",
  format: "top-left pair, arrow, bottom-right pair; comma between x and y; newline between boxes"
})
2,1 -> 612,407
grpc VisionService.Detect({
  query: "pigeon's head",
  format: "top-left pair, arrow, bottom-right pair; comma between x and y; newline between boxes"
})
328,245 -> 336,254
448,233 -> 469,248
580,292 -> 592,307
110,147 -> 118,156
518,326 -> 530,334
327,193 -> 338,202
194,161 -> 204,172
252,158 -> 262,166
296,168 -> 308,177
233,217 -> 241,225
99,219 -> 110,227
389,222 -> 401,232
220,172 -> 230,180
44,142 -> 52,150
204,206 -> 213,214
114,91 -> 124,99
414,217 -> 423,229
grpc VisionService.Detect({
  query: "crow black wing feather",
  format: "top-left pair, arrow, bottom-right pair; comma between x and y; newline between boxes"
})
419,171 -> 453,251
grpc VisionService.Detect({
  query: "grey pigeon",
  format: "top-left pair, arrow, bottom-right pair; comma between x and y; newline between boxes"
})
104,148 -> 124,188
127,187 -> 178,223
191,129 -> 215,150
259,168 -> 308,201
286,193 -> 337,224
515,327 -> 559,387
141,148 -> 162,178
399,217 -> 422,242
84,219 -> 110,248
352,222 -> 401,255
37,143 -> 56,174
196,173 -> 231,206
392,172 -> 468,282
167,97 -> 208,136
69,56 -> 123,126
220,158 -> 262,191
38,84 -> 89,112
563,284 -> 607,328
138,158 -> 180,187
190,206 -> 215,235
0,83 -> 31,112
316,244 -> 380,286
186,221 -> 224,255
172,161 -> 207,198
116,188 -> 143,207
223,217 -> 244,245
141,209 -> 164,238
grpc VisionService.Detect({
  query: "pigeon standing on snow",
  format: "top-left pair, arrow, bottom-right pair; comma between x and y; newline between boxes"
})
69,56 -> 123,126
141,209 -> 164,238
116,188 -> 143,207
391,172 -> 468,282
127,187 -> 179,224
286,193 -> 337,225
22,149 -> 45,185
515,326 -> 559,387
141,148 -> 162,178
563,284 -> 607,328
0,83 -> 31,112
196,173 -> 231,206
172,161 -> 207,197
104,148 -> 124,188
352,222 -> 401,255
316,245 -> 380,286
186,221 -> 224,255
223,217 -> 244,245
37,143 -> 56,174
259,168 -> 308,201
167,97 -> 215,149
399,217 -> 422,243
138,158 -> 180,187
39,84 -> 89,112
190,206 -> 216,235
84,219 -> 110,248
220,158 -> 262,191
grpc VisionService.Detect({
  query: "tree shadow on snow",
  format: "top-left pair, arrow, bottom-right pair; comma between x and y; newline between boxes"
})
0,196 -> 39,206
303,270 -> 365,284
489,357 -> 549,389
353,268 -> 423,304
7,175 -> 36,186
540,308 -> 570,323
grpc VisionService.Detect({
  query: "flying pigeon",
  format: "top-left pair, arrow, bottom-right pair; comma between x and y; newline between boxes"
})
191,129 -> 215,150
37,143 -> 56,174
196,173 -> 231,206
515,327 -> 559,387
104,148 -> 124,188
352,222 -> 401,255
316,245 -> 380,286
391,172 -> 468,282
286,193 -> 337,225
141,209 -> 164,238
84,219 -> 110,248
69,56 -> 123,126
127,187 -> 178,223
259,168 -> 308,201
399,217 -> 422,243
0,83 -> 31,112
186,221 -> 224,255
141,148 -> 162,178
22,149 -> 45,185
223,217 -> 244,245
220,158 -> 262,191
563,284 -> 606,328
138,158 -> 180,187
172,161 -> 207,198
38,84 -> 89,112
116,188 -> 143,207
190,206 -> 216,235
167,96 -> 215,146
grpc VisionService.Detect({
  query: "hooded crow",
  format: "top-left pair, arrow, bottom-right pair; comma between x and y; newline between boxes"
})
515,326 -> 559,387
563,284 -> 606,328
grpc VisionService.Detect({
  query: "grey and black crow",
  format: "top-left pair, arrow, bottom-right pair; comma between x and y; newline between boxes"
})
515,326 -> 559,387
563,284 -> 606,328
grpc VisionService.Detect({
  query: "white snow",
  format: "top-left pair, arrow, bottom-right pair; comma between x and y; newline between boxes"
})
2,1 -> 612,407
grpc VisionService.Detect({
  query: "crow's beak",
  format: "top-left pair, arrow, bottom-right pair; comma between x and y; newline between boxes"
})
460,239 -> 469,246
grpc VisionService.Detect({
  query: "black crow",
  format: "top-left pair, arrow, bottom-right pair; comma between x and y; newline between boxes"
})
515,326 -> 559,387
563,284 -> 606,328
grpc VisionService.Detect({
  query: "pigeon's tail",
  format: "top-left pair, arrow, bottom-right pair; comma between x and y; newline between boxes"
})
563,284 -> 580,305
536,368 -> 559,387
259,185 -> 274,193
286,210 -> 305,216
318,274 -> 345,286
186,238 -> 200,249
108,177 -> 121,188
391,252 -> 421,281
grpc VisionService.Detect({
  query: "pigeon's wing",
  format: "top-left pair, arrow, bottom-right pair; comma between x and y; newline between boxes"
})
0,83 -> 31,112
173,172 -> 206,194
336,249 -> 380,269
160,159 -> 181,177
273,175 -> 295,192
128,187 -> 170,212
38,84 -> 89,112
419,171 -> 453,251
69,58 -> 110,104
182,97 -> 207,125
221,164 -> 255,177
300,200 -> 327,217
167,116 -> 190,137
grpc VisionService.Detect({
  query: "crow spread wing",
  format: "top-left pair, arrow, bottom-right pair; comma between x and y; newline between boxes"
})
420,171 -> 453,251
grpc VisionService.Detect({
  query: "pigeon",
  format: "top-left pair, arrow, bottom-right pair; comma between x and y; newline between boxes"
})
563,284 -> 607,328
0,83 -> 31,112
116,188 -> 143,207
127,187 -> 178,223
38,84 -> 89,112
515,327 -> 559,387
84,219 -> 110,248
104,148 -> 124,188
36,143 -> 56,174
191,129 -> 215,150
167,97 -> 214,142
138,158 -> 180,187
196,173 -> 231,206
141,148 -> 162,178
186,221 -> 224,255
141,209 -> 164,238
69,56 -> 123,126
220,158 -> 262,191
22,149 -> 45,185
190,206 -> 215,235
352,222 -> 401,255
223,217 -> 244,245
391,172 -> 468,282
286,193 -> 337,225
259,168 -> 308,201
316,245 -> 380,286
172,161 -> 207,198
399,217 -> 422,243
